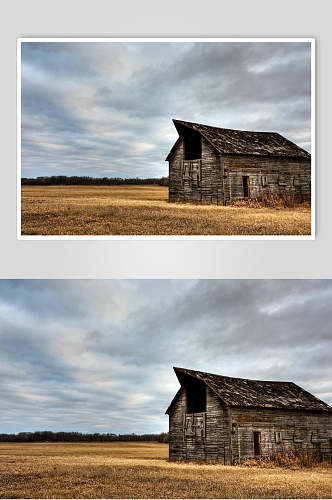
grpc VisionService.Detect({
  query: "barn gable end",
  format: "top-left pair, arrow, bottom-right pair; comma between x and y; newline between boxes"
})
167,133 -> 222,204
167,379 -> 231,463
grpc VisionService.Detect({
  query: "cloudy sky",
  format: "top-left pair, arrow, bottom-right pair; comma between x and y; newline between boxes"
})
0,279 -> 331,435
21,41 -> 311,179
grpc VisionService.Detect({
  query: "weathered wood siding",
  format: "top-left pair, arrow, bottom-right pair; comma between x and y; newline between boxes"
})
200,138 -> 223,204
169,386 -> 232,463
223,156 -> 311,204
169,398 -> 331,464
231,407 -> 332,462
168,137 -> 311,205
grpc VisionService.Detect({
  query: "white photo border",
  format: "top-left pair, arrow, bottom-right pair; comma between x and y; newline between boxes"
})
17,37 -> 315,241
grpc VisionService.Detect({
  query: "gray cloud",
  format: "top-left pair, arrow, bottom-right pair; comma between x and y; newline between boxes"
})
0,280 -> 331,434
21,41 -> 311,178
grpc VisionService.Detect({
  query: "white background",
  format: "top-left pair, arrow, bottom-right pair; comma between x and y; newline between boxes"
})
1,0 -> 331,278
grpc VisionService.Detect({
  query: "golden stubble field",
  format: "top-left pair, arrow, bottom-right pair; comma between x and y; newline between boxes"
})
21,185 -> 311,236
0,442 -> 331,499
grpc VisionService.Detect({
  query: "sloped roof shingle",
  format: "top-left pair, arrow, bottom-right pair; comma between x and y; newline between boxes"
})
165,119 -> 311,160
165,367 -> 330,414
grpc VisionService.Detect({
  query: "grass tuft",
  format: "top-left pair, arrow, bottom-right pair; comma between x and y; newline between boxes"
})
230,192 -> 311,209
240,449 -> 331,469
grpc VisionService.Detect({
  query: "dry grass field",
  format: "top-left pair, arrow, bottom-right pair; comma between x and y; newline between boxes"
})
0,442 -> 331,498
21,185 -> 311,236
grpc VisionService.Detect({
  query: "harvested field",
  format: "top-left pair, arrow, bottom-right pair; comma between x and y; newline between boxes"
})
21,185 -> 311,236
0,442 -> 331,498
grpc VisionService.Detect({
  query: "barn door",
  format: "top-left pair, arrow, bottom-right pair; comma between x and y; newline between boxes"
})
183,413 -> 206,438
253,431 -> 261,456
191,160 -> 201,201
182,160 -> 201,200
242,176 -> 249,198
183,161 -> 201,181
183,413 -> 206,460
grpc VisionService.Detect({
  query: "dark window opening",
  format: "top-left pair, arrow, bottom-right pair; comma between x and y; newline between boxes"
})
253,431 -> 261,456
183,129 -> 202,160
243,176 -> 249,198
186,378 -> 206,413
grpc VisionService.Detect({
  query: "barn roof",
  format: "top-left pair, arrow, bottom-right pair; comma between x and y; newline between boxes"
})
165,119 -> 311,160
165,367 -> 331,414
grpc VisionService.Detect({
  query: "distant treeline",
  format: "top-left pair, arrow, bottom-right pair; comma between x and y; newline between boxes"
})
21,176 -> 169,186
0,431 -> 169,443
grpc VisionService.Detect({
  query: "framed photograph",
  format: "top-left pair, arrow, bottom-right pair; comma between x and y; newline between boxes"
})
17,38 -> 314,239
0,278 -> 331,499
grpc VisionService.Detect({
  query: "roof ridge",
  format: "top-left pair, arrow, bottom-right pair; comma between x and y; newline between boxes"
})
173,366 -> 294,385
173,119 -> 279,135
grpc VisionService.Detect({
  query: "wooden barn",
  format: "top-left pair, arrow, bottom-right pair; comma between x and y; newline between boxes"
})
166,119 -> 311,205
166,367 -> 332,464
